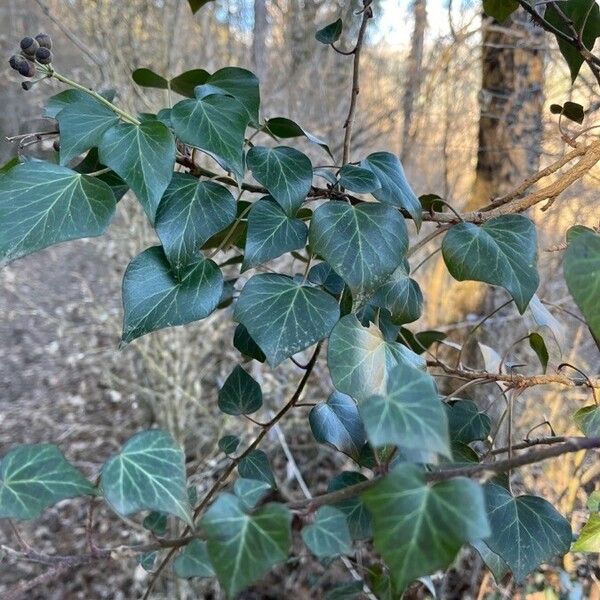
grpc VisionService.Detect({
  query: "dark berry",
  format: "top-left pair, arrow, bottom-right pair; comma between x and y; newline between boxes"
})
35,47 -> 52,64
35,33 -> 52,50
20,37 -> 39,57
17,61 -> 36,77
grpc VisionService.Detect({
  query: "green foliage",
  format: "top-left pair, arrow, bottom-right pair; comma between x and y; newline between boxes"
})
574,405 -> 600,437
338,164 -> 381,193
218,435 -> 240,455
234,478 -> 272,510
482,0 -> 519,21
173,540 -> 215,578
371,262 -> 423,325
315,18 -> 343,44
327,472 -> 372,540
218,365 -> 263,415
445,399 -> 491,444
237,449 -> 276,487
187,0 -> 215,14
572,513 -> 600,552
302,506 -> 352,558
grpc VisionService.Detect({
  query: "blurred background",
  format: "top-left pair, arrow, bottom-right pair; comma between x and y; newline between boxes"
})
0,0 -> 599,598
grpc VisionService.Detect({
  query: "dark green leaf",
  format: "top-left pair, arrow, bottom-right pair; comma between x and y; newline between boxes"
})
564,228 -> 600,340
0,160 -> 116,265
546,0 -> 600,81
155,174 -> 236,273
445,399 -> 491,444
574,405 -> 600,437
74,148 -> 128,202
325,581 -> 364,600
310,202 -> 408,307
371,263 -> 423,325
233,324 -> 266,363
562,101 -> 585,124
309,392 -> 366,461
327,472 -> 372,540
202,494 -> 291,598
528,332 -> 549,373
471,539 -> 510,583
238,450 -> 276,488
234,273 -> 340,366
56,95 -> 119,165
99,121 -> 176,223
482,0 -> 519,21
362,464 -> 489,594
398,328 -> 447,354
121,247 -> 223,343
361,152 -> 422,229
360,364 -> 449,457
442,214 -> 539,313
315,18 -> 343,44
483,482 -> 571,581
338,164 -> 380,193
234,478 -> 272,510
173,539 -> 215,578
43,89 -> 115,119
328,315 -> 425,401
264,117 -> 332,157
420,193 -> 445,212
302,506 -> 352,558
132,68 -> 168,89
0,444 -> 94,520
573,514 -> 600,552
101,430 -> 192,525
172,95 -> 247,179
307,262 -> 345,296
0,157 -> 20,175
170,69 -> 210,97
246,146 -> 312,215
218,365 -> 263,415
218,435 -> 240,455
242,197 -> 308,271
138,552 -> 156,571
143,511 -> 167,536
188,0 -> 215,14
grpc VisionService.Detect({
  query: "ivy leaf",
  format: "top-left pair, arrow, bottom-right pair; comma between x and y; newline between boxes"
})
309,392 -> 366,461
155,174 -> 236,273
100,430 -> 192,525
550,101 -> 585,124
442,214 -> 539,313
0,160 -> 116,265
399,328 -> 447,355
173,540 -> 215,578
218,435 -> 240,455
315,18 -> 343,44
445,399 -> 491,444
170,69 -> 210,97
546,0 -> 600,82
74,148 -> 128,202
218,365 -> 263,415
325,581 -> 364,600
528,332 -> 549,373
360,363 -> 450,457
471,539 -> 510,583
482,0 -> 519,21
201,494 -> 292,598
327,472 -> 372,540
138,552 -> 157,571
302,506 -> 352,558
573,514 -> 600,552
234,478 -> 272,511
99,121 -> 176,223
121,247 -> 223,343
143,511 -> 167,536
362,464 -> 489,594
264,117 -> 332,157
246,146 -> 313,215
0,157 -> 20,175
234,273 -> 340,366
483,482 -> 571,581
371,263 -> 423,325
307,262 -> 345,296
43,89 -> 115,119
564,228 -> 600,340
233,324 -> 266,363
242,197 -> 308,271
361,152 -> 422,229
328,315 -> 425,401
56,95 -> 119,165
238,450 -> 276,488
172,94 -> 248,179
309,202 -> 408,307
132,68 -> 168,89
338,164 -> 381,193
574,405 -> 600,437
188,0 -> 215,14
0,444 -> 95,520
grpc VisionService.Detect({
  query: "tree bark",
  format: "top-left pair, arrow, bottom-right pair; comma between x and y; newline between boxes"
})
252,0 -> 268,84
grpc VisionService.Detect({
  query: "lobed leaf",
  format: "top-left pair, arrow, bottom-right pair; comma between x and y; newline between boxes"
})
302,506 -> 352,558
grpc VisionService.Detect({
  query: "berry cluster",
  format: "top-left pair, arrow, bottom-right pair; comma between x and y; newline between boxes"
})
8,34 -> 53,86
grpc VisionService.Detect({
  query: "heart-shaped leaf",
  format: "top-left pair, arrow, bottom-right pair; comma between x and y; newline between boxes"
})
237,450 -> 276,488
363,464 -> 489,594
0,444 -> 95,520
564,228 -> 600,341
315,18 -> 343,44
573,514 -> 600,552
246,146 -> 313,215
483,482 -> 571,581
307,262 -> 345,296
574,405 -> 600,437
310,202 -> 408,307
173,540 -> 215,578
328,315 -> 425,401
234,273 -> 340,366
442,214 -> 539,313
242,197 -> 308,271
202,493 -> 291,598
234,478 -> 272,510
0,160 -> 116,265
143,511 -> 167,535
338,164 -> 381,193
233,323 -> 266,362
218,435 -> 240,455
155,174 -> 236,273
327,472 -> 372,540
445,399 -> 491,444
309,392 -> 366,461
371,262 -> 423,325
122,246 -> 223,343
100,430 -> 192,525
74,148 -> 128,202
218,365 -> 263,415
99,121 -> 176,223
360,363 -> 450,457
170,69 -> 210,97
172,95 -> 247,179
188,0 -> 215,14
361,152 -> 422,229
264,117 -> 332,157
302,506 -> 352,558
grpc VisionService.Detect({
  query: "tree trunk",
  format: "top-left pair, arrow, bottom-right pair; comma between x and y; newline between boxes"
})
252,0 -> 268,84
